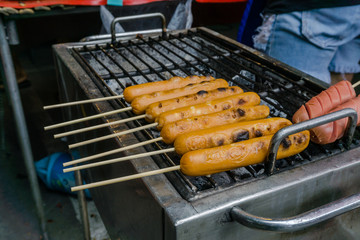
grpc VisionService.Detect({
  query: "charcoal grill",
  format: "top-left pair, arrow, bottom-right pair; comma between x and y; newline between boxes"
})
52,13 -> 360,239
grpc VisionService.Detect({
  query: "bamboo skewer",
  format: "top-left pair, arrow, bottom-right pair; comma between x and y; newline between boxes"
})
352,81 -> 360,89
63,137 -> 163,167
54,115 -> 146,139
71,165 -> 181,192
64,148 -> 175,173
68,123 -> 159,149
43,95 -> 124,110
44,107 -> 133,130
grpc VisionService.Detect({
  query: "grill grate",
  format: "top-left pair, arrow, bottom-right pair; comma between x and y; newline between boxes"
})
68,28 -> 359,200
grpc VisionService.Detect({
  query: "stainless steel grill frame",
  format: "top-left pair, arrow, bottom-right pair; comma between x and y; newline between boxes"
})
53,26 -> 360,239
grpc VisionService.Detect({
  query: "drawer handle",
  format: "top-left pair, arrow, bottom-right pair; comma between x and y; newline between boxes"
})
230,193 -> 360,232
111,13 -> 167,43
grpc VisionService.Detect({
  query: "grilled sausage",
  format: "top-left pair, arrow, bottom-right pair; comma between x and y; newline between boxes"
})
123,75 -> 214,103
156,92 -> 261,129
180,130 -> 310,176
292,80 -> 355,124
145,86 -> 243,122
174,117 -> 292,155
309,95 -> 360,144
160,105 -> 270,144
131,79 -> 229,114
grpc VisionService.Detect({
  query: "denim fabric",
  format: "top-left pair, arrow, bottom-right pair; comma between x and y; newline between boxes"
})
253,5 -> 360,84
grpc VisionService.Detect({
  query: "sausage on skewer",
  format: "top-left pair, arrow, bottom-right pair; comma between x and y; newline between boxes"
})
161,105 -> 270,144
156,92 -> 261,129
145,86 -> 244,122
174,117 -> 292,155
131,79 -> 229,114
181,130 -> 310,176
70,130 -> 310,191
64,117 -> 294,172
123,75 -> 214,103
67,94 -> 265,149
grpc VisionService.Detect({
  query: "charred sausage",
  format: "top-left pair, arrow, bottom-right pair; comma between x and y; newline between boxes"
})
174,117 -> 292,155
292,80 -> 355,123
156,92 -> 261,129
123,75 -> 214,103
180,130 -> 310,176
309,95 -> 360,144
131,79 -> 229,114
160,105 -> 270,144
145,86 -> 243,122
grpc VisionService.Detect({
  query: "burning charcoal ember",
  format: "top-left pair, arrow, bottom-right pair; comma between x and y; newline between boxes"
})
210,172 -> 233,186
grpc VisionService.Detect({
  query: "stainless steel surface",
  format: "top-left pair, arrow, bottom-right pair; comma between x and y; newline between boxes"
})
265,108 -> 358,175
0,17 -> 47,239
52,26 -> 360,239
111,13 -> 167,43
175,147 -> 360,239
230,192 -> 360,232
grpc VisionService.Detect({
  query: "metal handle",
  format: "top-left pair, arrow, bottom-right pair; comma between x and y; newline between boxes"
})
111,13 -> 167,43
265,108 -> 358,175
230,193 -> 360,232
229,108 -> 359,232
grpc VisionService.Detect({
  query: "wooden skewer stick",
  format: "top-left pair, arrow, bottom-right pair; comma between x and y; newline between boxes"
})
68,123 -> 158,149
64,148 -> 175,173
71,165 -> 181,192
352,81 -> 360,89
44,107 -> 133,130
63,137 -> 163,167
54,115 -> 146,139
43,95 -> 124,110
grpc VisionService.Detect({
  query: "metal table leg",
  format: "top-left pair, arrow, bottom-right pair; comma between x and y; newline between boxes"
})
0,17 -> 48,240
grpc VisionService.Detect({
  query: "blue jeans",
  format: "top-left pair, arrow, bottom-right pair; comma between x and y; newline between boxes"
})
253,5 -> 360,84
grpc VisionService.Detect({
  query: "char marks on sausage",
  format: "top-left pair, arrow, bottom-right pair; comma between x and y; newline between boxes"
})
281,137 -> 291,149
237,109 -> 246,116
255,130 -> 263,137
197,90 -> 208,96
233,130 -> 250,142
238,99 -> 246,105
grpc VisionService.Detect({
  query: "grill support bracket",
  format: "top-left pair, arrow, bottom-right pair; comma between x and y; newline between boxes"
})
265,108 -> 358,175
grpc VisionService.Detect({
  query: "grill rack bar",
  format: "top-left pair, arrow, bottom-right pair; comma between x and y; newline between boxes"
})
190,29 -> 319,97
174,32 -> 311,107
98,44 -> 156,84
186,32 -> 316,101
265,109 -> 358,175
159,34 -> 296,115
